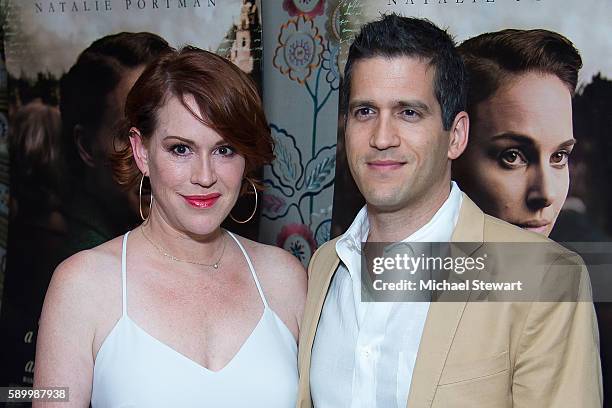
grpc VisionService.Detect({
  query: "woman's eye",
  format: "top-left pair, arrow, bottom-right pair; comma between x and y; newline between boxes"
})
215,145 -> 236,157
499,149 -> 527,168
171,144 -> 191,156
551,151 -> 570,166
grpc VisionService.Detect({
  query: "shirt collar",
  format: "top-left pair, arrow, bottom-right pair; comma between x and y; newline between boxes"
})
336,181 -> 463,275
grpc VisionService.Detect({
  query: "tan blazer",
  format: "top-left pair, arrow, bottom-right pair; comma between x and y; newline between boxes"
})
297,194 -> 602,407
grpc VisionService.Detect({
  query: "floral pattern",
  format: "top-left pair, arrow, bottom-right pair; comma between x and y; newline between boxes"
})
325,0 -> 343,46
273,15 -> 324,84
314,219 -> 332,247
277,223 -> 317,266
264,125 -> 335,195
282,0 -> 324,19
321,43 -> 340,90
264,9 -> 341,264
264,124 -> 335,260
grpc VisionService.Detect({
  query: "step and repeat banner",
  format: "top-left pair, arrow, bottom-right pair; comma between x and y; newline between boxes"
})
258,0 -> 352,266
1,0 -> 611,395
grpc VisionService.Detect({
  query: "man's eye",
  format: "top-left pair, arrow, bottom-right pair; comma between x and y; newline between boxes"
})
551,151 -> 570,166
354,107 -> 374,118
402,109 -> 417,117
172,144 -> 191,156
499,149 -> 527,168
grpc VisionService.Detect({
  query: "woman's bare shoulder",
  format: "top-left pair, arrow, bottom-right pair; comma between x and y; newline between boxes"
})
234,234 -> 306,280
35,236 -> 126,397
231,233 -> 307,335
48,235 -> 125,308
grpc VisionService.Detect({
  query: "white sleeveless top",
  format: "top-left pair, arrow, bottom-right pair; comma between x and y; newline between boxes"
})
91,230 -> 298,407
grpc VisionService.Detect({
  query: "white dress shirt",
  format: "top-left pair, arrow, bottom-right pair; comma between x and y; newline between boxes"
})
310,182 -> 463,408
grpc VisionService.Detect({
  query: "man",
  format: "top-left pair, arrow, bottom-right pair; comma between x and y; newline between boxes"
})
297,14 -> 601,407
60,32 -> 171,251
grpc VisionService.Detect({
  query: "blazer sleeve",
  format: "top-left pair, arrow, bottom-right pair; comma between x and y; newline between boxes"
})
512,253 -> 602,407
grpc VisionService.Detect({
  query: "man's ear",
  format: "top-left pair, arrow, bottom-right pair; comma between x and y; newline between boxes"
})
74,125 -> 96,168
129,127 -> 150,175
448,111 -> 469,160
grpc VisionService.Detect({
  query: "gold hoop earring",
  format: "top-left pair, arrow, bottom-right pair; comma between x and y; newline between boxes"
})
139,174 -> 153,221
230,179 -> 258,224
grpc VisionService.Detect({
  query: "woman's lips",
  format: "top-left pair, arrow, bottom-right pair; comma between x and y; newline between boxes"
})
517,221 -> 551,235
183,194 -> 221,208
523,225 -> 550,235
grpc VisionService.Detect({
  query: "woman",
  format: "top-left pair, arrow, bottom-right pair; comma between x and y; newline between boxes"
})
33,47 -> 306,407
453,29 -> 582,236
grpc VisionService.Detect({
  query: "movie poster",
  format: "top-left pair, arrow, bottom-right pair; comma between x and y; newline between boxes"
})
0,1 -> 10,320
258,1 -> 358,266
332,0 -> 612,236
331,0 -> 612,398
0,0 -> 262,387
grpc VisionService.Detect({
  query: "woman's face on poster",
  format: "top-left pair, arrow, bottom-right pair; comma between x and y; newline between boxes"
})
455,72 -> 575,236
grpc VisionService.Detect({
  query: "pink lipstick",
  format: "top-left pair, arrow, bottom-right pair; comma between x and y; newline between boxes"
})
183,193 -> 221,209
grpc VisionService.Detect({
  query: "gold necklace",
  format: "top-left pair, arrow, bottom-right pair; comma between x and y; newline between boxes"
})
140,227 -> 227,269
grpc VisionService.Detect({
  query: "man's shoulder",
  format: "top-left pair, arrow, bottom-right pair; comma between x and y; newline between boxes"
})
307,236 -> 342,279
314,236 -> 342,256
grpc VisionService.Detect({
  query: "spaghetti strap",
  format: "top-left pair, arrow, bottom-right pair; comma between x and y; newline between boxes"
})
121,231 -> 130,317
225,230 -> 269,309
92,227 -> 298,408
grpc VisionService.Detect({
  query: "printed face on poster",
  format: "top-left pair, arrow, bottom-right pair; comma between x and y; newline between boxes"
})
331,0 -> 612,243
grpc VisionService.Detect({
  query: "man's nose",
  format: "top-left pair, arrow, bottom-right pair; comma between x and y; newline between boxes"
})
369,114 -> 400,150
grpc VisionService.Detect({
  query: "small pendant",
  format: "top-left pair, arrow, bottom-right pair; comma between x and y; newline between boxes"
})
213,263 -> 219,269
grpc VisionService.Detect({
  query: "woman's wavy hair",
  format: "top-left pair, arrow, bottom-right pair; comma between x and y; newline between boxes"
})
112,46 -> 274,193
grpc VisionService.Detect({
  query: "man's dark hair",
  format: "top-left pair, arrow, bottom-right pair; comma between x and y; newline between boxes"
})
458,29 -> 582,116
342,14 -> 466,130
60,32 -> 171,173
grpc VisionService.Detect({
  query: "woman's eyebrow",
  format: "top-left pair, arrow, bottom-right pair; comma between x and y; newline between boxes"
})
556,139 -> 576,149
490,132 -> 534,146
162,135 -> 195,144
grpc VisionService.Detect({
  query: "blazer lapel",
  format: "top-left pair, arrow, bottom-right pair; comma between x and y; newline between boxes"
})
406,194 -> 485,407
298,238 -> 341,408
